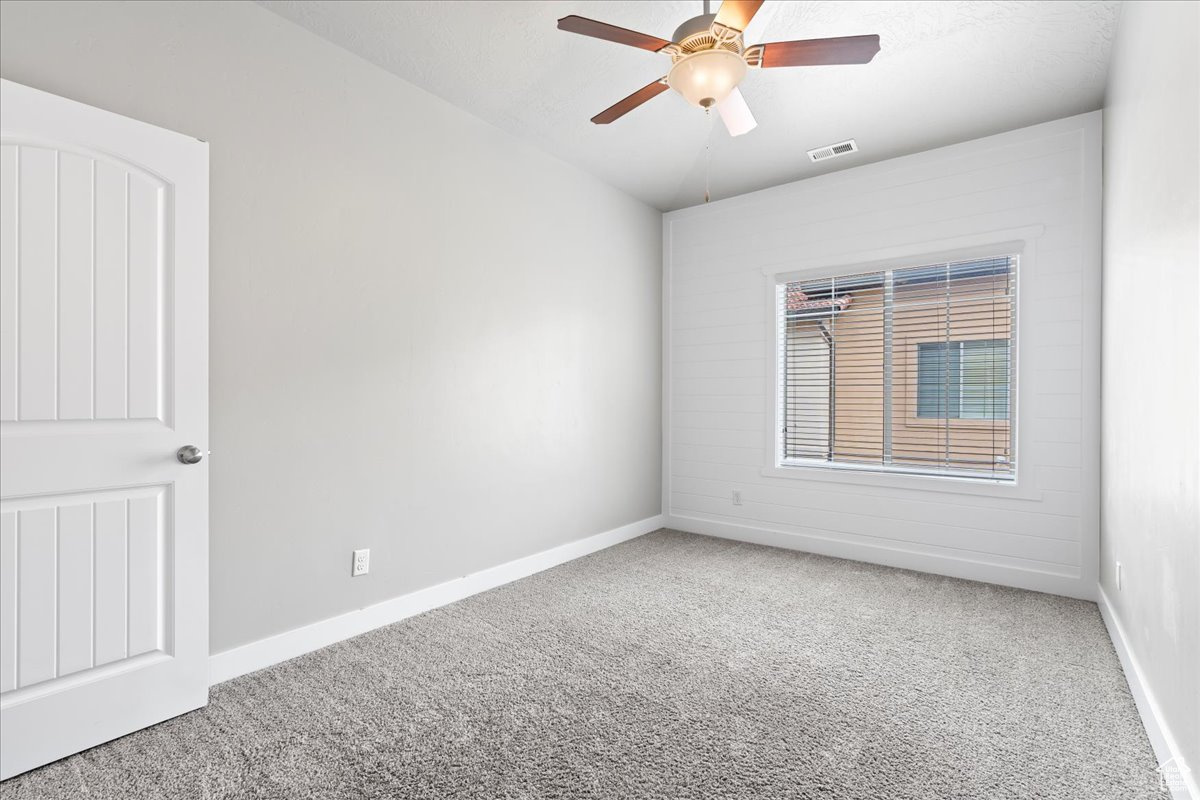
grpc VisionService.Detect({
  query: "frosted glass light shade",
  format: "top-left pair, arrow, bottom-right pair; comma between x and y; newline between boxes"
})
667,50 -> 748,109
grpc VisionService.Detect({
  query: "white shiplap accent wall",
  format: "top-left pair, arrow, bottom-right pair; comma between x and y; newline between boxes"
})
664,113 -> 1101,600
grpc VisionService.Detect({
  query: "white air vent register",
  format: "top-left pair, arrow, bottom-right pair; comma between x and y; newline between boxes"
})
807,139 -> 859,162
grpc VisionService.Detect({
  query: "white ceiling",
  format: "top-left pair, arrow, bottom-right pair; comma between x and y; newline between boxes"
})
257,1 -> 1119,211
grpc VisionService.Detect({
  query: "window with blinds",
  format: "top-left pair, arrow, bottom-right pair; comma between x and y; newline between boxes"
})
777,255 -> 1016,480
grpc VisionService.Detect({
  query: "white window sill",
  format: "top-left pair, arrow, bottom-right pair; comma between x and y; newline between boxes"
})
760,463 -> 1043,501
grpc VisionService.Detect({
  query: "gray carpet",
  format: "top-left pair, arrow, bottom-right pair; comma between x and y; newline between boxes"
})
3,530 -> 1166,799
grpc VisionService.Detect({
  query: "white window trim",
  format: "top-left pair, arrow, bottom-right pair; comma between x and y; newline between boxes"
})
760,227 -> 1044,501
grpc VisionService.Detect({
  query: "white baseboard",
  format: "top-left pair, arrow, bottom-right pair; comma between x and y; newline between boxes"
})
666,513 -> 1093,601
1098,586 -> 1198,800
209,515 -> 665,685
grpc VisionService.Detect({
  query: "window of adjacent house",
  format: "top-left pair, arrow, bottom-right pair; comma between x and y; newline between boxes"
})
916,340 -> 1010,420
777,256 -> 1016,480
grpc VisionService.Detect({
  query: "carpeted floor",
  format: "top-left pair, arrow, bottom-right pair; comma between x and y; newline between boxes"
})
3,530 -> 1166,799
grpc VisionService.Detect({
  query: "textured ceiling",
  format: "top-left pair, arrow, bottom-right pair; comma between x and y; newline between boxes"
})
257,1 -> 1119,211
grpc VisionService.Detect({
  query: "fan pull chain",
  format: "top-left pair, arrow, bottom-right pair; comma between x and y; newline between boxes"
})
704,107 -> 715,203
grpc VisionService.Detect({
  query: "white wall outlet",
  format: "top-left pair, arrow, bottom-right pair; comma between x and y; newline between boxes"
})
1115,561 -> 1122,591
352,548 -> 370,577
732,490 -> 743,506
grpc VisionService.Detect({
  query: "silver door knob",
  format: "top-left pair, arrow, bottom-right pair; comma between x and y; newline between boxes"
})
176,445 -> 204,465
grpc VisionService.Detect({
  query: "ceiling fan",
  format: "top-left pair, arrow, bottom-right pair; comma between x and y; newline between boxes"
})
557,0 -> 880,136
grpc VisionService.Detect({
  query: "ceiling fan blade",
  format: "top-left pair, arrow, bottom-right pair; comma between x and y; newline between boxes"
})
760,35 -> 881,67
713,0 -> 765,32
717,88 -> 757,137
591,79 -> 670,125
557,15 -> 672,52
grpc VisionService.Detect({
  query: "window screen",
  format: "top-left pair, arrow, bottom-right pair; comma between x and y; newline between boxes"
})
778,256 -> 1016,479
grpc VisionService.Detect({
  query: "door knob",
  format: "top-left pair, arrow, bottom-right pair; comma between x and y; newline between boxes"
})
176,445 -> 204,465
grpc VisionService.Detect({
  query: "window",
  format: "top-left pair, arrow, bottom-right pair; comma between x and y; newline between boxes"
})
777,256 -> 1016,480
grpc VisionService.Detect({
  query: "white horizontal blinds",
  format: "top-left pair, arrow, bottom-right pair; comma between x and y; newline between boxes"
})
782,270 -> 885,464
780,283 -> 833,460
781,255 -> 1016,479
892,257 -> 1015,476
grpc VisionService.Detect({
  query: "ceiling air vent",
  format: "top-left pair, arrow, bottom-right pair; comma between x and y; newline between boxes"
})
807,139 -> 859,163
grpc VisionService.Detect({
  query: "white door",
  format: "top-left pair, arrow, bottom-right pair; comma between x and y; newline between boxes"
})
0,80 -> 209,779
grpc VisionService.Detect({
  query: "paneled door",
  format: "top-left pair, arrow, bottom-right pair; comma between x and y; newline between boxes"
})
0,80 -> 209,779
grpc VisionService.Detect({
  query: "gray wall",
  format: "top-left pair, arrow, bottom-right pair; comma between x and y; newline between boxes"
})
0,0 -> 663,654
1101,0 -> 1199,781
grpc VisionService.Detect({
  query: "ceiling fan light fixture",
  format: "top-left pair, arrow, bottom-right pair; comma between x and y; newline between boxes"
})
558,1 -> 879,131
667,49 -> 747,109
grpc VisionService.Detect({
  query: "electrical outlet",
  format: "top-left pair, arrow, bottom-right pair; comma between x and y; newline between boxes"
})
732,490 -> 743,506
352,548 -> 370,577
1115,561 -> 1122,591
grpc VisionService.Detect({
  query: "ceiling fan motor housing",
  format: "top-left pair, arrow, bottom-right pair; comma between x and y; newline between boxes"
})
669,13 -> 745,56
672,13 -> 718,44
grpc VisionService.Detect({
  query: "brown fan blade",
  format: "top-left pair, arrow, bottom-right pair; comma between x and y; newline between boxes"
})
557,15 -> 672,52
760,35 -> 881,67
713,0 -> 765,32
591,79 -> 670,125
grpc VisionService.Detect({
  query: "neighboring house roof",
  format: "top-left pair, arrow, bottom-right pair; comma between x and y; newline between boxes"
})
787,287 -> 853,315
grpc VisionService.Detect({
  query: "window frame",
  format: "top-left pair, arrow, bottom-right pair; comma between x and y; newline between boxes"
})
761,235 -> 1034,496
